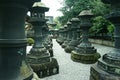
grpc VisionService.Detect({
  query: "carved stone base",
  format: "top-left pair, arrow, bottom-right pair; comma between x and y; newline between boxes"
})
61,40 -> 70,48
90,63 -> 120,80
29,58 -> 59,78
65,46 -> 75,53
71,48 -> 100,64
90,50 -> 120,80
65,40 -> 79,53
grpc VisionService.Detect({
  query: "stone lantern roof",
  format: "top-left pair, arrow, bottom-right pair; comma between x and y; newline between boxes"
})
64,25 -> 67,28
31,2 -> 49,12
33,2 -> 46,7
78,10 -> 93,17
71,18 -> 80,22
67,21 -> 72,25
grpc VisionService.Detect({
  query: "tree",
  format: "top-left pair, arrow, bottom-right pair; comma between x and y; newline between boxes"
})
89,16 -> 114,40
58,0 -> 111,26
54,17 -> 62,29
90,0 -> 110,16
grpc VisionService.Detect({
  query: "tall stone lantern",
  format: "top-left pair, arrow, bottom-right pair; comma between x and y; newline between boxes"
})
71,10 -> 100,64
27,2 -> 59,78
0,0 -> 39,80
56,27 -> 65,45
90,0 -> 120,80
65,18 -> 80,53
61,25 -> 68,48
62,25 -> 67,41
61,22 -> 72,48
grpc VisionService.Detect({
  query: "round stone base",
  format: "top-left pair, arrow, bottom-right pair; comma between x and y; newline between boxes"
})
71,51 -> 100,64
64,46 -> 75,53
61,44 -> 67,48
90,64 -> 120,80
29,58 -> 59,78
61,41 -> 69,48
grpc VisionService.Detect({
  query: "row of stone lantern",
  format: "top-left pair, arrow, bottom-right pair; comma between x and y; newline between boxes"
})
61,22 -> 72,48
57,10 -> 100,64
57,0 -> 120,79
65,18 -> 80,53
26,1 -> 59,78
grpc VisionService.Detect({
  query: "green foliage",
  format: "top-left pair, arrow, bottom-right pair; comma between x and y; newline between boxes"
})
58,0 -> 93,25
58,0 -> 111,26
54,17 -> 62,29
107,22 -> 114,35
89,16 -> 114,35
90,0 -> 110,16
27,38 -> 34,45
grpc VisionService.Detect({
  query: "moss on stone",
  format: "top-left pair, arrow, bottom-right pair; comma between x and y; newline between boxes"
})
29,58 -> 59,78
71,51 -> 101,64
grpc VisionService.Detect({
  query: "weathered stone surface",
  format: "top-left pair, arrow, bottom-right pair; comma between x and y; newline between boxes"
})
29,58 -> 59,78
65,40 -> 79,53
90,64 -> 120,80
71,50 -> 100,64
70,10 -> 100,64
27,2 -> 59,78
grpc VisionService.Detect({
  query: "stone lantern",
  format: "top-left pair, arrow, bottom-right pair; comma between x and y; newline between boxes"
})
61,22 -> 72,48
65,18 -> 80,53
62,25 -> 67,40
49,22 -> 57,38
56,27 -> 65,45
27,2 -> 59,78
90,0 -> 120,80
71,10 -> 100,64
61,25 -> 68,48
0,0 -> 39,80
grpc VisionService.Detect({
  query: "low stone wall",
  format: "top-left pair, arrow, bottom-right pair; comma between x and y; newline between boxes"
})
89,38 -> 114,47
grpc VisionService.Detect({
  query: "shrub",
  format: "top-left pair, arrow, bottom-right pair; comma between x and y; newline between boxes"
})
27,38 -> 34,45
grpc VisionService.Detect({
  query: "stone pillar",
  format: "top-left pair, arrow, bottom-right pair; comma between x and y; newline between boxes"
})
0,0 -> 38,80
71,10 -> 100,64
27,2 -> 59,78
65,18 -> 80,53
56,27 -> 65,45
90,0 -> 120,80
61,25 -> 68,48
61,22 -> 72,48
62,25 -> 67,40
77,29 -> 82,42
48,23 -> 56,38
